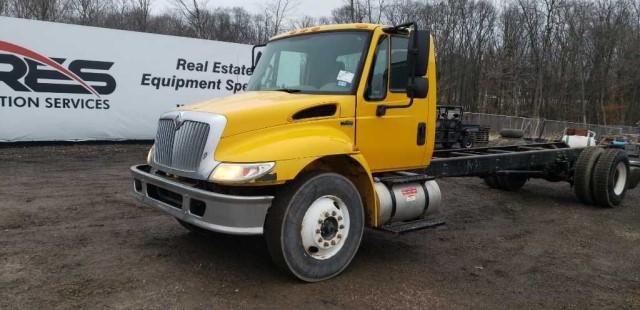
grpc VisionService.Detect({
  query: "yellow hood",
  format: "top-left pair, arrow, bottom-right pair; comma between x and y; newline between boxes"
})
180,91 -> 350,137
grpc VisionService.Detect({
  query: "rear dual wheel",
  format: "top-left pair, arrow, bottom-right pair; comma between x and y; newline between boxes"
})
573,147 -> 604,204
264,172 -> 364,282
573,147 -> 630,208
591,149 -> 630,207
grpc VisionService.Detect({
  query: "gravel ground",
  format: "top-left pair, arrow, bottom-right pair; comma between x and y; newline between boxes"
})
0,144 -> 639,309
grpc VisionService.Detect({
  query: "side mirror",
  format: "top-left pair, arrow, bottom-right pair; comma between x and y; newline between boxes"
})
376,22 -> 430,117
407,77 -> 428,98
403,29 -> 430,104
407,30 -> 430,78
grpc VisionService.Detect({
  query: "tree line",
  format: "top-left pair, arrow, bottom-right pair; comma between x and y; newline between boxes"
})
1,0 -> 639,125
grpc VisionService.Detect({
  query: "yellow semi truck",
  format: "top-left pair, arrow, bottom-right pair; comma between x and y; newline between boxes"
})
131,22 -> 640,282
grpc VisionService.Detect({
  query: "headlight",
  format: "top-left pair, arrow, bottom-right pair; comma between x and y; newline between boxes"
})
210,162 -> 275,183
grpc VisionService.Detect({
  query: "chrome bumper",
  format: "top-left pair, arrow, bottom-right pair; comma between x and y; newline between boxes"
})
130,164 -> 273,235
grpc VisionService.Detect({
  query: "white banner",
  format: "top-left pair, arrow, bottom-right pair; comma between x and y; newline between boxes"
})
0,17 -> 253,141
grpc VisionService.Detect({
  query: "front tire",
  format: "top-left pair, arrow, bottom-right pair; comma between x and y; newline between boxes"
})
264,172 -> 364,282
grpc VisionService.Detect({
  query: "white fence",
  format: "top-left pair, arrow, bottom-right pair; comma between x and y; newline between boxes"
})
466,112 -> 639,140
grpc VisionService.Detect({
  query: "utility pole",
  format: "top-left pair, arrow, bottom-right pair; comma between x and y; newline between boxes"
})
351,0 -> 355,22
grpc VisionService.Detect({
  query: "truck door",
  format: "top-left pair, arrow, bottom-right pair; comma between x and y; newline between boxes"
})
355,34 -> 429,172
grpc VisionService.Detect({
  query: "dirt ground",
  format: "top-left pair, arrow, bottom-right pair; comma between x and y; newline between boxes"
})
1,143 -> 639,309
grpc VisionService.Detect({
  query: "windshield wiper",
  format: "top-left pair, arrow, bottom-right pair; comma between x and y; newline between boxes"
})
272,88 -> 301,93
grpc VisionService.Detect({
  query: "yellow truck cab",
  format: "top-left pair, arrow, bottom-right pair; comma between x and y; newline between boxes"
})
131,22 -> 639,282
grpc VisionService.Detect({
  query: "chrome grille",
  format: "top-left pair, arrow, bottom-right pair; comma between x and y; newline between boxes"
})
154,119 -> 210,172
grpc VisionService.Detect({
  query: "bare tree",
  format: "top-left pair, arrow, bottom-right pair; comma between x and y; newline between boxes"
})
293,15 -> 317,28
174,0 -> 211,38
7,0 -> 70,21
130,0 -> 151,31
264,0 -> 297,35
0,0 -> 7,15
331,4 -> 356,23
333,0 -> 384,23
2,0 -> 639,125
69,0 -> 107,25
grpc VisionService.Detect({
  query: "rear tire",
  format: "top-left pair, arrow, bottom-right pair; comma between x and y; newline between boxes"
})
498,175 -> 528,191
461,136 -> 474,149
264,172 -> 364,282
484,175 -> 527,191
499,128 -> 524,139
592,149 -> 630,208
573,147 -> 605,205
484,175 -> 500,188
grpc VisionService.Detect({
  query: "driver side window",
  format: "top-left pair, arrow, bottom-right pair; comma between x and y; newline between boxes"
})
365,36 -> 388,101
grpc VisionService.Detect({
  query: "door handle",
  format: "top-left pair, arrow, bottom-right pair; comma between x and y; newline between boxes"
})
417,122 -> 426,145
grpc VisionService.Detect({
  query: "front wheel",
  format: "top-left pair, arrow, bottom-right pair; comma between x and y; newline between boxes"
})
264,172 -> 364,282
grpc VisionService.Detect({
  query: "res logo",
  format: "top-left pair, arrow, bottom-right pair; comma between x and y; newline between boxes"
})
0,41 -> 116,96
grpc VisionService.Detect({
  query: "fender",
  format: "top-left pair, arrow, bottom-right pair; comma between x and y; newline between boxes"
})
215,118 -> 382,225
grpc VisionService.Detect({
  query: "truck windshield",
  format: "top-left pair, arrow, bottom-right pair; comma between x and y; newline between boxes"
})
247,31 -> 370,94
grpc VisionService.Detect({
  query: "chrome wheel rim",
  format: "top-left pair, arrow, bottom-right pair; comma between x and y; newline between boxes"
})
613,162 -> 627,195
300,195 -> 350,260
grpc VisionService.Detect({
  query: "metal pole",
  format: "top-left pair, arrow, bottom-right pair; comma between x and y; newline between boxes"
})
351,0 -> 355,22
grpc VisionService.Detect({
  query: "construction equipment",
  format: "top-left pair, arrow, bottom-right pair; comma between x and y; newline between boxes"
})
435,105 -> 486,149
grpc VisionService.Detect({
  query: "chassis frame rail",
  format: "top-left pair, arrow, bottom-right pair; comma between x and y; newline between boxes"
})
422,142 -> 582,178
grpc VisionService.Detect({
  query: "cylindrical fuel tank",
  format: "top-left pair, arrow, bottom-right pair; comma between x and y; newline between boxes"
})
375,180 -> 442,225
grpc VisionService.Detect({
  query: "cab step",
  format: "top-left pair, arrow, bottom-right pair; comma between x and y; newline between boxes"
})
380,218 -> 445,234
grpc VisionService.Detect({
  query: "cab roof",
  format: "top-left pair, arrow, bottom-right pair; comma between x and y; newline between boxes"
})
269,23 -> 381,41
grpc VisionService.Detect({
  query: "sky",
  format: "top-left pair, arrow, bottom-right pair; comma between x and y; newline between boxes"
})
152,0 -> 346,19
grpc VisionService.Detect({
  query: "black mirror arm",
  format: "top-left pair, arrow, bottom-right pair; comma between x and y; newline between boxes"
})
377,22 -> 421,117
252,44 -> 266,70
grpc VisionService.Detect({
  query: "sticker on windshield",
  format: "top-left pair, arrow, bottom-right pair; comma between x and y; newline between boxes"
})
337,70 -> 354,84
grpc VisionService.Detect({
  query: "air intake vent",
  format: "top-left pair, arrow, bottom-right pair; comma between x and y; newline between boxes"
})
292,104 -> 337,120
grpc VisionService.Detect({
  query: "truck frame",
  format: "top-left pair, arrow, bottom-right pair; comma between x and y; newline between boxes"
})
130,22 -> 640,282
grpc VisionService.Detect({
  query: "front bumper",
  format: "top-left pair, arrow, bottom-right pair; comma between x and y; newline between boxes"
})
130,164 -> 273,235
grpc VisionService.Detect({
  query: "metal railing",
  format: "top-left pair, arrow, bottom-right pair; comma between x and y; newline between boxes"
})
465,113 -> 639,140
